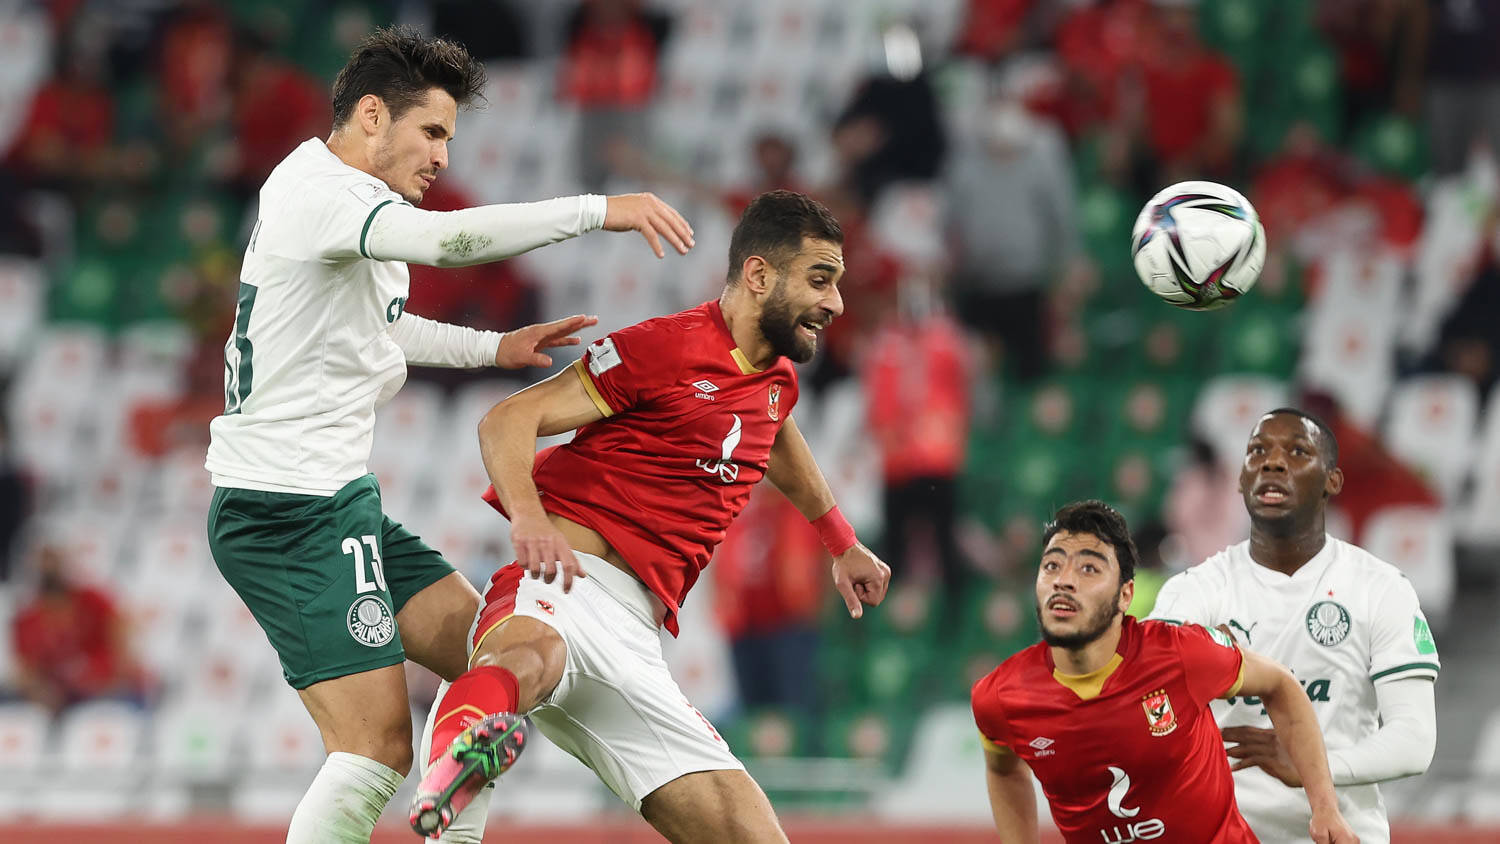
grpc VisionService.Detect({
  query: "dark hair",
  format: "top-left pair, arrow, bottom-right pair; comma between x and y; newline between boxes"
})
331,26 -> 486,129
1263,407 -> 1339,468
726,190 -> 843,282
1042,500 -> 1138,585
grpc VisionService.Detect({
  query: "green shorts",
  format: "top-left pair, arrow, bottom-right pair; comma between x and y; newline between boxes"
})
207,474 -> 455,689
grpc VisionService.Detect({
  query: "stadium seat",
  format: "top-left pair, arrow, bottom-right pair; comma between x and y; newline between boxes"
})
1191,374 -> 1288,471
0,701 -> 50,786
1299,298 -> 1397,430
134,518 -> 214,588
0,257 -> 44,375
1383,374 -> 1481,503
1404,175 -> 1486,357
149,700 -> 237,788
40,701 -> 148,818
159,445 -> 217,518
233,689 -> 324,822
1459,385 -> 1500,547
1361,506 -> 1456,632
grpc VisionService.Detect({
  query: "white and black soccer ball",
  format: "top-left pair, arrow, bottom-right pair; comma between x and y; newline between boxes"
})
1130,181 -> 1266,311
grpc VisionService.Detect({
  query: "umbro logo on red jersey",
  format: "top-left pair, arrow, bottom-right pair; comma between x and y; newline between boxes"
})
692,379 -> 719,401
1028,736 -> 1056,756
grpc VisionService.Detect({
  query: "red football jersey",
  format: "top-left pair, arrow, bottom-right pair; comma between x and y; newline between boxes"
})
483,300 -> 797,635
971,616 -> 1255,844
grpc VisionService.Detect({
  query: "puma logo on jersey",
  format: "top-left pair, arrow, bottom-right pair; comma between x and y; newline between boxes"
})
1228,618 -> 1258,645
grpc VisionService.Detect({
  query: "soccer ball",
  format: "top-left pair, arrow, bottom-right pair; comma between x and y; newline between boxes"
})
1130,181 -> 1266,311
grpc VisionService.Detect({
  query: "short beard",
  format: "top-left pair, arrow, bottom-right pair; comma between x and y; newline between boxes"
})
1036,593 -> 1122,650
757,276 -> 817,363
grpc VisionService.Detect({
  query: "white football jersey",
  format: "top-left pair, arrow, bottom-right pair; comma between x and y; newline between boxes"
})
1149,537 -> 1440,844
206,139 -> 414,495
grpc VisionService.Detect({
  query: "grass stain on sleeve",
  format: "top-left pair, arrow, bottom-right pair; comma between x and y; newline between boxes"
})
439,232 -> 493,259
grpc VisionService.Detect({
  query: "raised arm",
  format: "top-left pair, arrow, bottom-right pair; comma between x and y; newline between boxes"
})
1230,649 -> 1359,844
477,366 -> 606,591
364,192 -> 693,267
983,745 -> 1040,843
765,417 -> 890,618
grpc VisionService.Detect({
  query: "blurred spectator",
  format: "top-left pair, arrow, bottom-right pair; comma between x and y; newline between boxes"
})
5,22 -> 116,192
831,24 -> 946,207
1299,390 -> 1440,543
721,133 -> 808,218
1163,436 -> 1248,565
1420,224 -> 1500,394
155,1 -> 234,154
559,0 -> 671,189
1127,521 -> 1170,618
955,0 -> 1039,60
1130,0 -> 1242,186
229,27 -> 329,195
1422,0 -> 1500,174
9,546 -> 149,713
712,487 -> 825,721
862,288 -> 973,605
945,98 -> 1086,381
1316,0 -> 1427,127
0,417 -> 29,582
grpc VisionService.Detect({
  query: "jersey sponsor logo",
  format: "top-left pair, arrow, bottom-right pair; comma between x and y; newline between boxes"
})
1100,765 -> 1166,842
535,599 -> 555,615
346,595 -> 395,647
696,413 -> 743,484
587,337 -> 622,376
1225,677 -> 1332,712
1305,600 -> 1351,647
1414,615 -> 1437,655
1028,736 -> 1056,756
1140,689 -> 1178,736
768,383 -> 782,421
386,296 -> 407,323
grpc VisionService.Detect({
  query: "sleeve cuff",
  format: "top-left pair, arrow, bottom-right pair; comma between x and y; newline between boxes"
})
980,733 -> 1011,755
1370,662 -> 1440,684
572,358 -> 615,417
1223,655 -> 1246,699
581,194 -> 608,232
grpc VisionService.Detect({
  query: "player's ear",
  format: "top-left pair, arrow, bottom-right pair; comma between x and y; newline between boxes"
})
1118,578 -> 1134,614
741,255 -> 772,295
1325,466 -> 1344,498
357,94 -> 383,135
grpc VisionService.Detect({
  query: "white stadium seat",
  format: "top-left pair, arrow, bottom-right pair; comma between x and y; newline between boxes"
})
1361,506 -> 1456,632
1299,303 -> 1397,430
1191,375 -> 1288,472
38,702 -> 148,818
1383,374 -> 1481,503
1460,384 -> 1500,546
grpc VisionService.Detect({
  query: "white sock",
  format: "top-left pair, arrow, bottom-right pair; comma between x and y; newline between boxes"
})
420,681 -> 494,844
285,751 -> 404,844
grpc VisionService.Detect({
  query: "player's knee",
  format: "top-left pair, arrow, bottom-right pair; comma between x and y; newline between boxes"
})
376,728 -> 415,775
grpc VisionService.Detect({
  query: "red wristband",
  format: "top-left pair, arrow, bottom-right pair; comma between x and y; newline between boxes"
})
811,505 -> 857,557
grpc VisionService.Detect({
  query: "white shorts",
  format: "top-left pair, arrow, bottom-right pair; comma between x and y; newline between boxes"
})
469,552 -> 743,809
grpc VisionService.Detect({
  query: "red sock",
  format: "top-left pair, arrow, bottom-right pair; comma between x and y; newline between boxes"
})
428,665 -> 520,766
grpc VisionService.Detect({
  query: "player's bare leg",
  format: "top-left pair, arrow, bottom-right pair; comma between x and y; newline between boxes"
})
398,572 -> 483,683
640,769 -> 790,844
410,615 -> 567,837
289,664 -> 414,842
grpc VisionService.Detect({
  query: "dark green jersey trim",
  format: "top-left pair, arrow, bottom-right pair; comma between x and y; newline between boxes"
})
1370,662 -> 1440,683
359,199 -> 395,259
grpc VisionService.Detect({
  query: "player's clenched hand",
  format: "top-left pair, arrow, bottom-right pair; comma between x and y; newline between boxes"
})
495,314 -> 599,369
831,543 -> 891,620
509,511 -> 586,593
1222,725 -> 1300,786
603,192 -> 694,258
1310,808 -> 1359,844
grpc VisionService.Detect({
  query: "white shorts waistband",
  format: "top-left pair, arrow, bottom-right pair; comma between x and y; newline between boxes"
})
574,551 -> 667,630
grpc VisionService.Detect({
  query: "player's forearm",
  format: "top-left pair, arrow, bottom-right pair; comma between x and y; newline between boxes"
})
1263,673 -> 1340,812
1327,678 -> 1436,785
365,194 -> 607,267
765,418 -> 837,519
477,402 -> 549,523
986,768 -> 1040,843
389,313 -> 502,368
